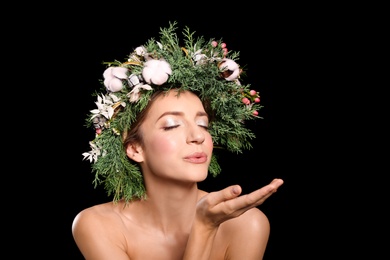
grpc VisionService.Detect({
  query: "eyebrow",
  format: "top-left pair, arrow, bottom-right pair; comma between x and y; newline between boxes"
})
157,111 -> 208,121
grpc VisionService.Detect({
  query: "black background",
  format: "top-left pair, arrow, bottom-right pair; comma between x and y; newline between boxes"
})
33,5 -> 322,259
13,2 -> 379,258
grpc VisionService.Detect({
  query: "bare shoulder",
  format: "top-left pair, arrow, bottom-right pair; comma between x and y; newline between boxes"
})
224,207 -> 270,235
72,202 -> 121,230
72,202 -> 130,259
213,208 -> 271,259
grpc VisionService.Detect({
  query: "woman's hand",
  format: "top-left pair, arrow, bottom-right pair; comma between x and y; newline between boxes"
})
183,178 -> 284,259
196,178 -> 284,228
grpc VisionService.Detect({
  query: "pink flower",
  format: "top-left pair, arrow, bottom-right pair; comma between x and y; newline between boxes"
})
211,41 -> 218,47
103,67 -> 129,92
242,97 -> 250,105
223,48 -> 228,56
255,97 -> 260,103
142,59 -> 172,85
253,111 -> 258,116
250,90 -> 257,96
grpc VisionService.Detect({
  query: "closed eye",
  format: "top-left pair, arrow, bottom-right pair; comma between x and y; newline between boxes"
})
163,125 -> 209,131
163,125 -> 179,131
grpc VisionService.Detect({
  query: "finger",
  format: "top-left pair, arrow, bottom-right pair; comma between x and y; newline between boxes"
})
206,185 -> 242,207
223,178 -> 284,212
270,178 -> 284,188
244,178 -> 283,205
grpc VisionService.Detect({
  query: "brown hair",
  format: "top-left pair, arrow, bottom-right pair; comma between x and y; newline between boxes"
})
122,90 -> 166,150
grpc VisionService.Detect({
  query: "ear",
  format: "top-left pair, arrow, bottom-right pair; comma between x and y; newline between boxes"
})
126,143 -> 144,163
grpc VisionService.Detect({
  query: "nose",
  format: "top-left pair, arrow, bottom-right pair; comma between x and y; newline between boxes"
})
187,124 -> 205,144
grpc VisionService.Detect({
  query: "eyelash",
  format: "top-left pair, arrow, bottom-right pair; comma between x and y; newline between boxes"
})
163,125 -> 179,131
163,125 -> 209,131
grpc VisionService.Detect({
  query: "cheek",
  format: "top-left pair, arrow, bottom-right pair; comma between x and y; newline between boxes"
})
205,134 -> 214,152
147,133 -> 179,155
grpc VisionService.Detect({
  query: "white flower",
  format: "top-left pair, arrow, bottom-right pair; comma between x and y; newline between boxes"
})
108,93 -> 120,103
90,94 -> 115,119
142,59 -> 172,85
219,58 -> 240,81
128,46 -> 147,62
135,46 -> 147,56
103,67 -> 129,92
82,141 -> 101,163
110,93 -> 126,109
127,83 -> 152,102
192,49 -> 208,65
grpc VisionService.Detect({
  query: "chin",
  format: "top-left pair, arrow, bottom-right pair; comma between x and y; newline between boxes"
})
185,168 -> 209,182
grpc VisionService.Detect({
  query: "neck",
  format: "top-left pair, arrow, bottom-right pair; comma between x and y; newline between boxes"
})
137,181 -> 200,233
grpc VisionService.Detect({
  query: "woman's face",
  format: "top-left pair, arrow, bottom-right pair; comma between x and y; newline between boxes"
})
134,90 -> 213,183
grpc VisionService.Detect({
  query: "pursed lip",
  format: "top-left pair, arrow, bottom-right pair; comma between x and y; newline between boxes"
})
183,152 -> 208,164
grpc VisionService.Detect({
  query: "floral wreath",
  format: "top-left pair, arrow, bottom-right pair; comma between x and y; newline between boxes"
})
82,21 -> 263,203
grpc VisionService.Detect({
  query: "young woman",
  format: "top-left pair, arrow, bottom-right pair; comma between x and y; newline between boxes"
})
73,22 -> 283,260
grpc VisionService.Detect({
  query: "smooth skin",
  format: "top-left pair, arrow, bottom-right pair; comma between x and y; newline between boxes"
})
72,90 -> 283,260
